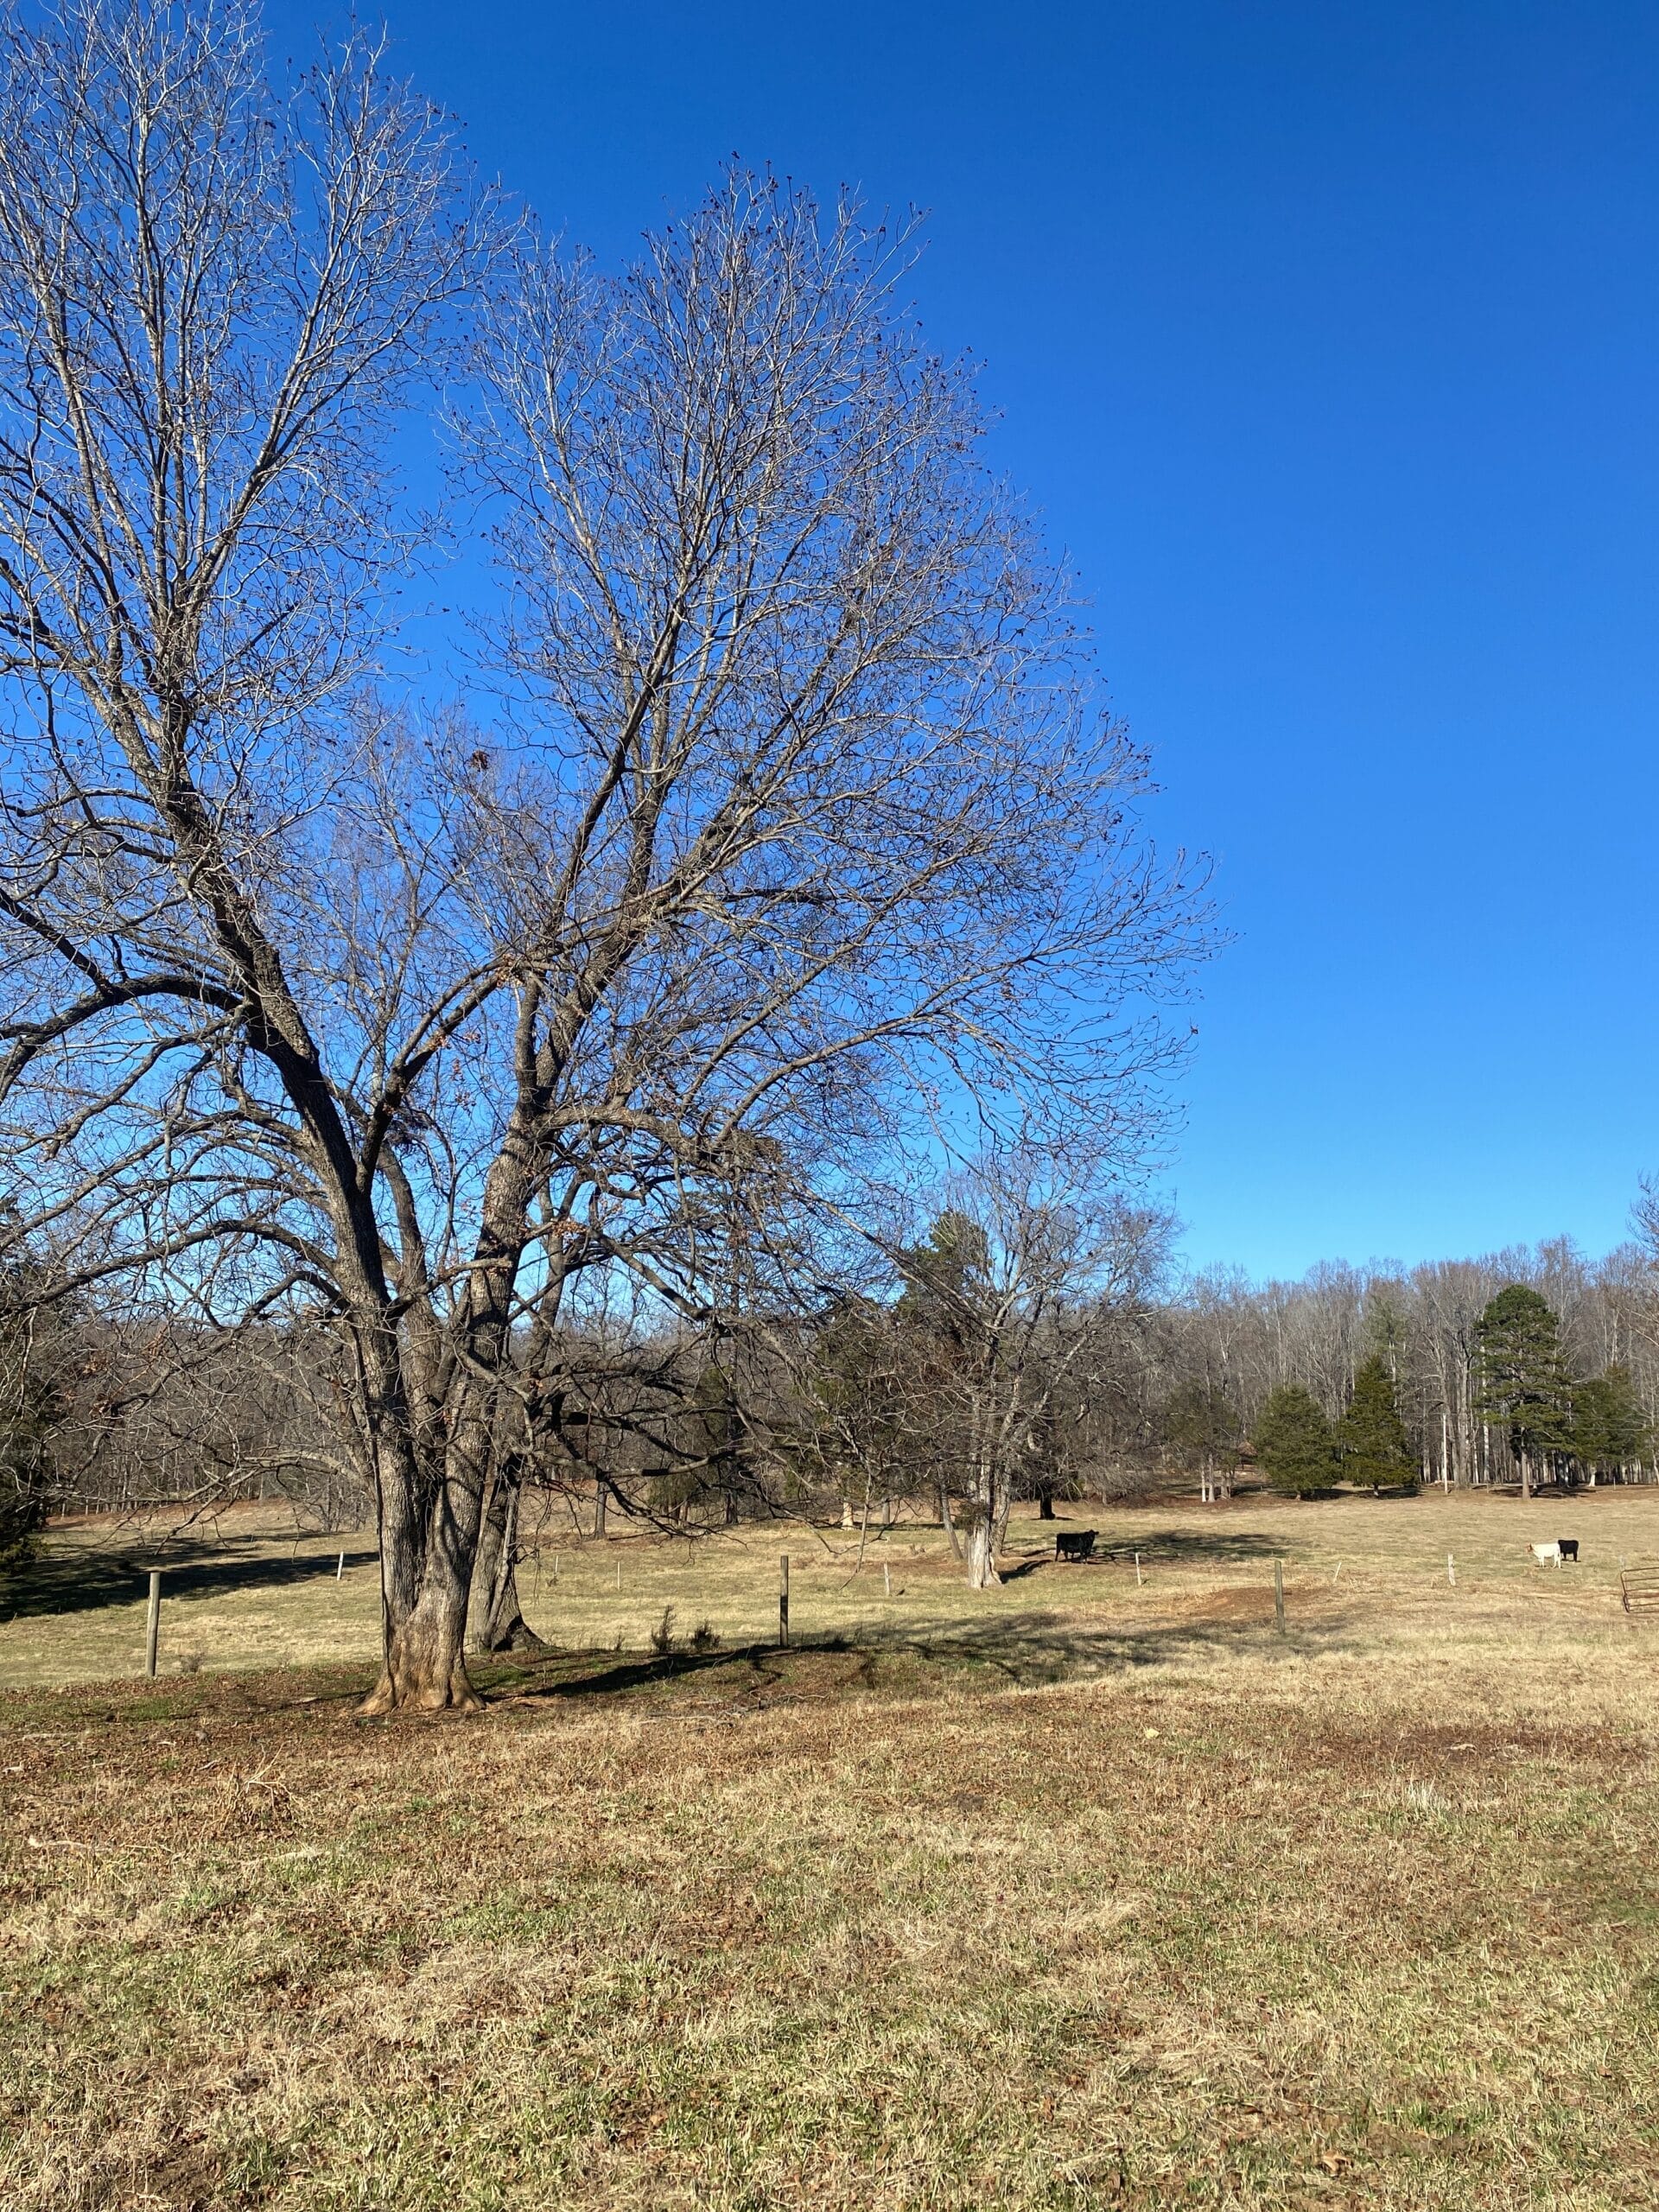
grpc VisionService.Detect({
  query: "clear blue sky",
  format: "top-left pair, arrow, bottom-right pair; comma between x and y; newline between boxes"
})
272,0 -> 1659,1281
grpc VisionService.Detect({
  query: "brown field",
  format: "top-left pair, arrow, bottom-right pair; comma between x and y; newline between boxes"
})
3,1488 -> 1658,2209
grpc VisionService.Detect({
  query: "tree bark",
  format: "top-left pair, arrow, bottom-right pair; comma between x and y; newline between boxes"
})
940,1484 -> 963,1559
964,1507 -> 1001,1589
359,1345 -> 499,1712
468,1465 -> 548,1655
362,1521 -> 485,1708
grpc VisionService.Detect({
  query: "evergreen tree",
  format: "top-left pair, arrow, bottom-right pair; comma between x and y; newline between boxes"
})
652,1362 -> 747,1523
1570,1363 -> 1651,1480
1254,1383 -> 1337,1497
1472,1285 -> 1574,1495
1336,1354 -> 1416,1491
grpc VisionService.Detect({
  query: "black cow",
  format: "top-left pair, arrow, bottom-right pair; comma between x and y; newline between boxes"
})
1055,1530 -> 1096,1562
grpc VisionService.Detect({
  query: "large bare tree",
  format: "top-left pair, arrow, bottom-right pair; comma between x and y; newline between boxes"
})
0,0 -> 496,1703
0,2 -> 1205,1707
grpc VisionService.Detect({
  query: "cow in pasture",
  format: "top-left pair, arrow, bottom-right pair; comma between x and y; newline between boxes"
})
1529,1541 -> 1580,1567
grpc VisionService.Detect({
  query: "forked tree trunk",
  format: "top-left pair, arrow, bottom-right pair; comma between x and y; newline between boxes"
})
346,1322 -> 484,1714
364,1478 -> 480,1713
469,1466 -> 548,1655
359,1368 -> 496,1713
359,1130 -> 547,1710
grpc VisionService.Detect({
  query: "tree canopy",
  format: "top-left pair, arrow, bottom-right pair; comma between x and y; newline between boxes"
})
1336,1355 -> 1416,1490
1254,1384 -> 1337,1497
1571,1364 -> 1650,1478
1472,1286 -> 1575,1485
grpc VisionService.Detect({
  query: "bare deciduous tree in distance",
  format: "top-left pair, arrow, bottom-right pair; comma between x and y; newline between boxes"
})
892,1154 -> 1173,1588
0,2 -> 1207,1707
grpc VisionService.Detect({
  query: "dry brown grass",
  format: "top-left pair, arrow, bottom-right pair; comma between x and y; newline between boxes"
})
3,1489 -> 1658,2208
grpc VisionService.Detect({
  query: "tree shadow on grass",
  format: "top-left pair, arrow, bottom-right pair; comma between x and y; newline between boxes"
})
1005,1528 -> 1311,1572
0,1541 -> 379,1622
832,1604 -> 1351,1687
487,1602 -> 1357,1707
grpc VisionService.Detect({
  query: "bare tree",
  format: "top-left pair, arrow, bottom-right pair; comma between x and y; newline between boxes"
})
0,0 -> 495,1700
887,1151 -> 1170,1587
375,175 -> 1204,1664
0,7 -> 1205,1707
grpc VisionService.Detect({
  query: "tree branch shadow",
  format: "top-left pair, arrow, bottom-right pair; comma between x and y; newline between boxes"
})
486,1603 -> 1357,1706
1,1541 -> 379,1621
1006,1529 -> 1311,1571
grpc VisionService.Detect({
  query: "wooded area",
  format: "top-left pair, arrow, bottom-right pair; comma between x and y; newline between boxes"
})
11,1223 -> 1659,1566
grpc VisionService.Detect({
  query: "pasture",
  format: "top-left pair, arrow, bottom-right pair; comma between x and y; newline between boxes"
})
3,1489 -> 1658,2209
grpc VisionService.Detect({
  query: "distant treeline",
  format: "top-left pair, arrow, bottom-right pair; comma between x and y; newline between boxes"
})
12,1234 -> 1656,1563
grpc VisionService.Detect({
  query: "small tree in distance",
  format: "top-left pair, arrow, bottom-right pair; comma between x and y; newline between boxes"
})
1337,1355 -> 1416,1492
1254,1384 -> 1337,1498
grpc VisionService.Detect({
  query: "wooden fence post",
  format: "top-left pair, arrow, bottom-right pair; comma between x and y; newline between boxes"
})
1446,1552 -> 1456,1587
145,1570 -> 162,1678
1273,1557 -> 1285,1632
779,1554 -> 790,1649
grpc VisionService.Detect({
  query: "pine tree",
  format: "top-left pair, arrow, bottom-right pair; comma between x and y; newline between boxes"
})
1472,1285 -> 1574,1497
1570,1363 -> 1651,1482
1336,1354 -> 1416,1491
1254,1383 -> 1337,1497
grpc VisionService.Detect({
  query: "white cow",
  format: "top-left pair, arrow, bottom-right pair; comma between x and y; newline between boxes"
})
1529,1541 -> 1580,1568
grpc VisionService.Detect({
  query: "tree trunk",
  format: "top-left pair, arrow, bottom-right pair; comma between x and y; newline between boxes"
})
940,1484 -> 963,1559
965,1507 -> 1001,1589
1037,1483 -> 1055,1520
468,1465 -> 548,1656
358,1348 -> 494,1713
363,1477 -> 480,1713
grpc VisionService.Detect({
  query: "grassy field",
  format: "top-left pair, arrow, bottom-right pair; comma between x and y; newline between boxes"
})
3,1489 -> 1658,2209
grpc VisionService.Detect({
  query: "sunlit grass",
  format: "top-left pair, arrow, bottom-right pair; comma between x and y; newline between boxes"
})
3,1489 -> 1658,2207
3,1484 -> 1656,1692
